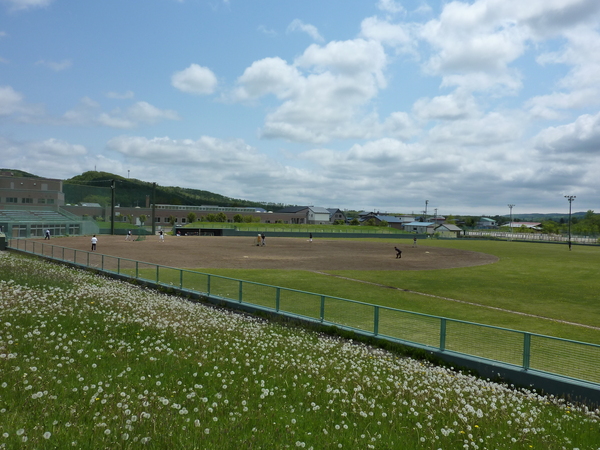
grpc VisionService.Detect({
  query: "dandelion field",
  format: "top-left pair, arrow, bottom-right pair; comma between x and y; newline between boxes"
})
1,252 -> 599,449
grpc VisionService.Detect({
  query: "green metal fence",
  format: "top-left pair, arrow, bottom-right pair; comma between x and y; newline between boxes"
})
9,238 -> 600,386
193,223 -> 404,234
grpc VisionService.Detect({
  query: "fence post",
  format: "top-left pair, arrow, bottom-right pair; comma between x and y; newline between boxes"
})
440,318 -> 447,351
101,254 -> 104,271
156,265 -> 159,283
276,287 -> 280,312
62,247 -> 64,261
374,306 -> 379,336
179,270 -> 183,289
207,274 -> 211,296
87,251 -> 90,268
117,258 -> 120,275
238,281 -> 243,303
136,261 -> 139,279
523,333 -> 531,370
320,295 -> 325,322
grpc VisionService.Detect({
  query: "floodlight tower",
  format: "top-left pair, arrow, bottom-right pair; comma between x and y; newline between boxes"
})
565,195 -> 576,250
110,179 -> 115,236
508,204 -> 515,241
424,200 -> 429,221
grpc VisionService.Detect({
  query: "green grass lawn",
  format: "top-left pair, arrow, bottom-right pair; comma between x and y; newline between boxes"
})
180,240 -> 600,344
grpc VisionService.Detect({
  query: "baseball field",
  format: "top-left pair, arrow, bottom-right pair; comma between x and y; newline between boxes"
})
33,234 -> 600,345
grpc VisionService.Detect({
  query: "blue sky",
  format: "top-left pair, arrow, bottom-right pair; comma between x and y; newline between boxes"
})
2,0 -> 600,215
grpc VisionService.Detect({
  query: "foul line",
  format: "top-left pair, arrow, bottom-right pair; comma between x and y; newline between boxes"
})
312,271 -> 600,331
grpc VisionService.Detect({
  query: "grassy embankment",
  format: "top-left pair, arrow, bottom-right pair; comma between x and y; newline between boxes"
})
0,252 -> 598,449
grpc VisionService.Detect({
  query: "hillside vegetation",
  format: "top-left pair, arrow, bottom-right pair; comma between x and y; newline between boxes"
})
63,171 -> 287,210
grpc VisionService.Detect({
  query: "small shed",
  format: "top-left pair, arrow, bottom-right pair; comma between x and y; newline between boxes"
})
509,222 -> 542,231
434,224 -> 464,238
403,222 -> 436,234
477,217 -> 497,228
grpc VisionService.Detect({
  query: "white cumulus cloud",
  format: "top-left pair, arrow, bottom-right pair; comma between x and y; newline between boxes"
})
534,111 -> 600,155
171,64 -> 218,95
0,85 -> 24,115
286,19 -> 324,42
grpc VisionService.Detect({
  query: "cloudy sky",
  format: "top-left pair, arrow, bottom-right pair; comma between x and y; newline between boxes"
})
1,0 -> 600,215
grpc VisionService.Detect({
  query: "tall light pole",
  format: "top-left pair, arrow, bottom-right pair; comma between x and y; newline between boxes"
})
564,195 -> 576,251
425,200 -> 429,222
110,179 -> 115,236
508,204 -> 515,241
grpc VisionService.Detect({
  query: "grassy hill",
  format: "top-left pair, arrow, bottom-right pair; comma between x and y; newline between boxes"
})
63,171 -> 287,210
0,168 -> 41,178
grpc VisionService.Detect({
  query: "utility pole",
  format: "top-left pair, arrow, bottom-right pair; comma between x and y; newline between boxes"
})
110,179 -> 115,235
565,195 -> 575,250
151,182 -> 156,235
424,200 -> 429,222
508,204 -> 515,241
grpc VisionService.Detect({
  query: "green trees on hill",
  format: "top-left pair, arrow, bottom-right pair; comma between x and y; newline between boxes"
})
541,210 -> 600,235
63,171 -> 280,210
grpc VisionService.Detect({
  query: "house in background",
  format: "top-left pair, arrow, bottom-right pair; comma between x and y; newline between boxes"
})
403,221 -> 436,234
327,208 -> 346,224
434,224 -> 464,238
276,206 -> 331,225
359,212 -> 405,230
477,217 -> 497,228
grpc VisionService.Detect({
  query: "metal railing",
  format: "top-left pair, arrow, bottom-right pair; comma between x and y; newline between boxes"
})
466,230 -> 599,244
189,223 -> 404,234
8,238 -> 600,386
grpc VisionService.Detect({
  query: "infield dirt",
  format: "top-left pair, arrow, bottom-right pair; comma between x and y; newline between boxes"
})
39,235 -> 498,271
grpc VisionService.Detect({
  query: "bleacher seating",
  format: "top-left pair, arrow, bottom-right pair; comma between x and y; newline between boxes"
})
0,209 -> 72,222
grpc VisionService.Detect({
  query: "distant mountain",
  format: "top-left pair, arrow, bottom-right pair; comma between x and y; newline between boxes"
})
503,212 -> 588,221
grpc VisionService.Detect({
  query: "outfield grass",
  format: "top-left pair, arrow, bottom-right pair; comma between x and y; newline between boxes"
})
181,240 -> 600,344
